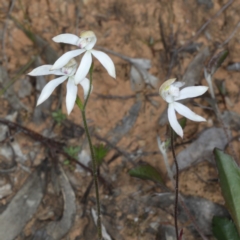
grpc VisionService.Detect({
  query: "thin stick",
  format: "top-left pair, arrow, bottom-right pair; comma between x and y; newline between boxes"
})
0,117 -> 112,193
95,92 -> 158,100
220,21 -> 240,47
178,0 -> 234,52
171,129 -> 179,239
204,72 -> 238,163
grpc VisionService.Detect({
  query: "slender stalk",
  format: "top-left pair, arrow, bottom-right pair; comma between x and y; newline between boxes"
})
204,71 -> 238,163
76,65 -> 102,239
158,135 -> 208,240
171,129 -> 179,239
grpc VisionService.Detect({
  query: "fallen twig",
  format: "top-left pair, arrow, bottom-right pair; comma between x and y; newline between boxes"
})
178,0 -> 234,52
220,21 -> 240,47
0,118 -> 112,192
95,92 -> 158,100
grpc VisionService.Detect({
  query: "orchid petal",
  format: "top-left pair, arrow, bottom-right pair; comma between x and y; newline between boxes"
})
51,49 -> 86,70
28,65 -> 64,76
173,102 -> 206,122
74,51 -> 92,84
52,33 -> 79,46
91,50 -> 116,79
66,77 -> 77,115
79,78 -> 92,99
173,81 -> 185,88
175,86 -> 208,101
168,103 -> 183,138
37,75 -> 68,106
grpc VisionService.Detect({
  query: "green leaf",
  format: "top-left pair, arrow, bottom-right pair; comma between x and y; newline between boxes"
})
215,79 -> 227,96
207,50 -> 229,75
63,146 -> 81,159
212,216 -> 240,240
63,160 -> 71,165
214,50 -> 228,74
129,164 -> 163,184
52,110 -> 66,125
93,144 -> 108,166
214,148 -> 240,235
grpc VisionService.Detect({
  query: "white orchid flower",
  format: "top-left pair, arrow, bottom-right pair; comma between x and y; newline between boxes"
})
51,31 -> 116,84
159,79 -> 208,138
28,59 -> 91,115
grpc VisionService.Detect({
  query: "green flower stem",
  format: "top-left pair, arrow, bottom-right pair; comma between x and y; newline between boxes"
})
171,128 -> 179,239
76,65 -> 102,240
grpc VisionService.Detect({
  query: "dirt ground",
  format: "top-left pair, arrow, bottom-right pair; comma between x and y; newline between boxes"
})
0,0 -> 240,239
